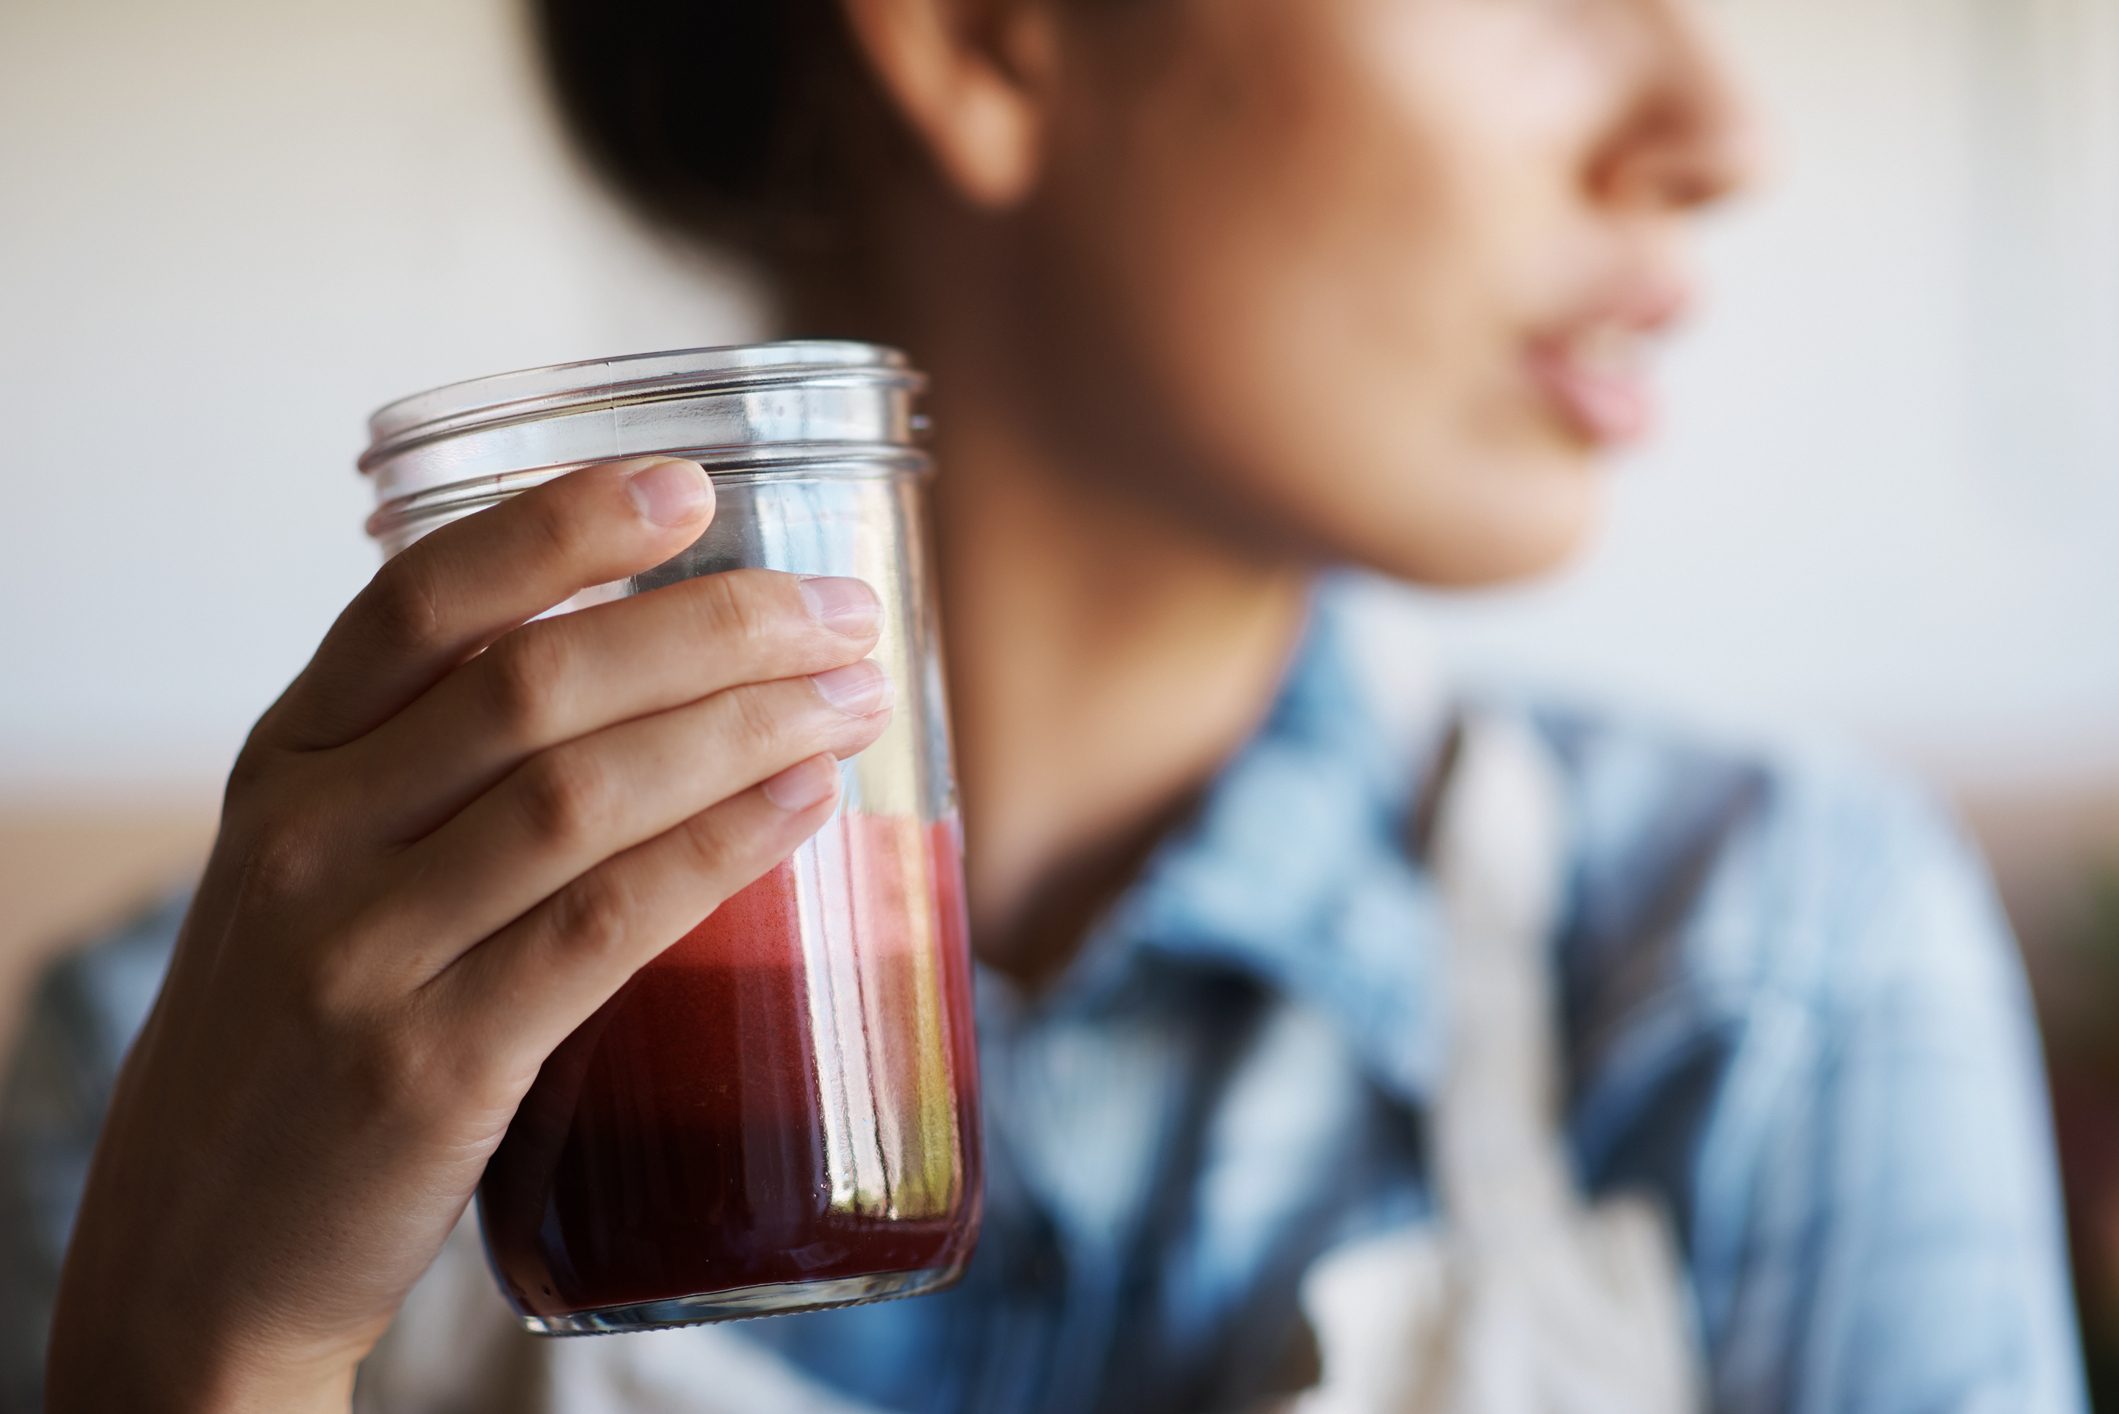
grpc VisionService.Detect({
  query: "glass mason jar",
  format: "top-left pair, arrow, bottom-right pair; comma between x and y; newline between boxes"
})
358,342 -> 983,1334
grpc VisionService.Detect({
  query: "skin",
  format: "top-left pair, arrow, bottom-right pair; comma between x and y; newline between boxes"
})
48,0 -> 1757,1404
847,0 -> 1759,968
48,462 -> 898,1408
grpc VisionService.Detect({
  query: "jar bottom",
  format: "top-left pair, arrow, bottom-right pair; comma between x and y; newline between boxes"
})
516,1262 -> 970,1336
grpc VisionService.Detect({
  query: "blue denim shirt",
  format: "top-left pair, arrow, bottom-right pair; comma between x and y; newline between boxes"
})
0,593 -> 2087,1412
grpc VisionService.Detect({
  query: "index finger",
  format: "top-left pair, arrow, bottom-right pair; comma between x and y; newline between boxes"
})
262,457 -> 714,751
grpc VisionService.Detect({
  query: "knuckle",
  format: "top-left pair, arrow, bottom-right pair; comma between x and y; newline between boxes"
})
546,871 -> 635,965
274,920 -> 386,1067
522,489 -> 592,568
296,934 -> 373,1032
726,681 -> 798,758
363,559 -> 444,653
518,748 -> 612,847
694,570 -> 782,655
675,806 -> 744,884
337,1016 -> 442,1129
233,815 -> 321,909
321,982 -> 511,1127
481,626 -> 566,739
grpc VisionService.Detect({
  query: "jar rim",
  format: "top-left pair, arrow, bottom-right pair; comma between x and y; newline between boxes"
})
359,340 -> 916,474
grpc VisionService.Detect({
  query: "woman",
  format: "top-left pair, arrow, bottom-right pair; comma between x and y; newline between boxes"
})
4,0 -> 2087,1408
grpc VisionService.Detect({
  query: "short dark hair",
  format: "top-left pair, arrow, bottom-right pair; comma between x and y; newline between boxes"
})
529,0 -> 906,281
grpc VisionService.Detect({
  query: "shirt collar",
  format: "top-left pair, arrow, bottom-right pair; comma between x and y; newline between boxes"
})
1002,580 -> 1453,1105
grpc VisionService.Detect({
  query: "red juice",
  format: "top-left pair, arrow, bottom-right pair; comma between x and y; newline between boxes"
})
479,813 -> 983,1326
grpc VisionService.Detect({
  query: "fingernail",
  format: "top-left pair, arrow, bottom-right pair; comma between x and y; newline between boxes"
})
809,660 -> 893,716
625,459 -> 713,527
763,756 -> 839,812
798,576 -> 882,636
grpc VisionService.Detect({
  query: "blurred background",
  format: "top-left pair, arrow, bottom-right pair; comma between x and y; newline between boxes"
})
3,0 -> 2117,1392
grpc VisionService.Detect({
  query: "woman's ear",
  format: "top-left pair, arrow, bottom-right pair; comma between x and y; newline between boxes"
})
839,0 -> 1060,209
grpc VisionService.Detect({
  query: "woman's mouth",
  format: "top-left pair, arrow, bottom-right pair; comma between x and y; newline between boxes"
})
1526,324 -> 1659,448
1526,274 -> 1692,449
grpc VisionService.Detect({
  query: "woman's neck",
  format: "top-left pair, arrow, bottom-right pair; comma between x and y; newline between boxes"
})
928,400 -> 1309,985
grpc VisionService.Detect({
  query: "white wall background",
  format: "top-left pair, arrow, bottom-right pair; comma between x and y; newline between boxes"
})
3,0 -> 2116,806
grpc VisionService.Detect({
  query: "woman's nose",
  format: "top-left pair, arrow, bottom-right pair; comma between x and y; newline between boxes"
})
1591,0 -> 1770,214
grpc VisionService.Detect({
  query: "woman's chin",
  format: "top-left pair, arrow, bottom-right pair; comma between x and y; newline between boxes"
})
1349,452 -> 1609,588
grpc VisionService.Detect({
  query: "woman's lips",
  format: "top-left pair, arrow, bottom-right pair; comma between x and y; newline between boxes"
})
1527,273 -> 1692,449
1526,325 -> 1659,448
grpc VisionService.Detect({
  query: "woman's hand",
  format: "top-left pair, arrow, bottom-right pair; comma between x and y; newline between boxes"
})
44,458 -> 894,1412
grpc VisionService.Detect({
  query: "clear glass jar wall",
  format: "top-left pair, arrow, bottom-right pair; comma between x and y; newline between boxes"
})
359,343 -> 982,1334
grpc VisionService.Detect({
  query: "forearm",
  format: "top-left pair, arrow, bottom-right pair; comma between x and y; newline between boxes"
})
46,1316 -> 356,1414
45,1112 -> 363,1414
